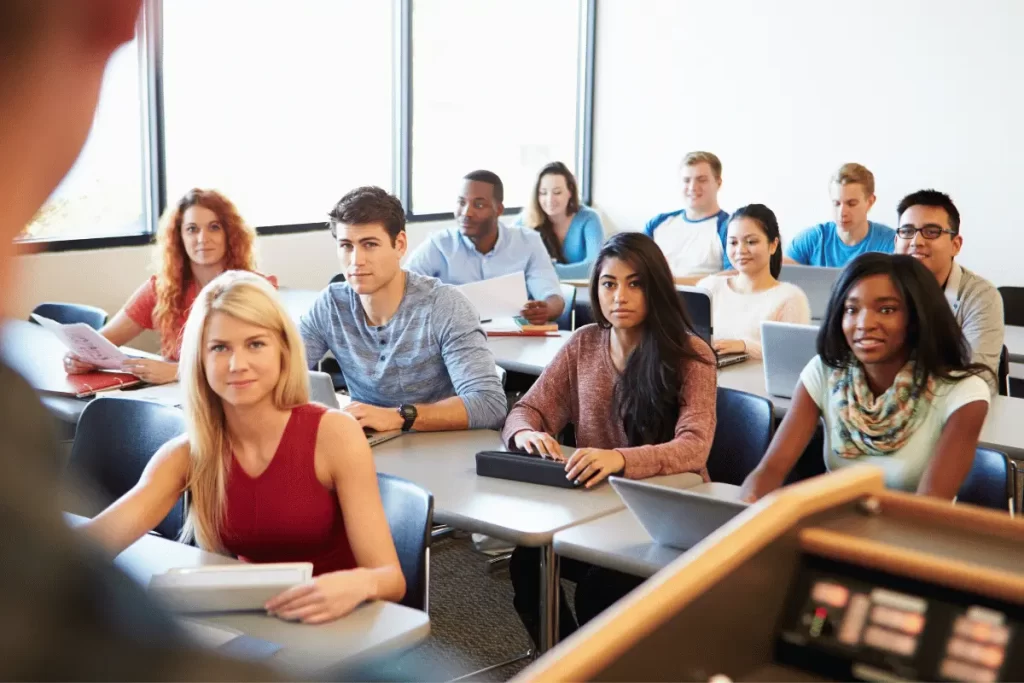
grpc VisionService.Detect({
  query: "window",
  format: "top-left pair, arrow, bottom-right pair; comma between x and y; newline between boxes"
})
410,0 -> 582,215
20,40 -> 145,242
162,0 -> 393,228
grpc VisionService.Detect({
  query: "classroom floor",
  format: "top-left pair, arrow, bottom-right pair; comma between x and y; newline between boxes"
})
385,532 -> 575,682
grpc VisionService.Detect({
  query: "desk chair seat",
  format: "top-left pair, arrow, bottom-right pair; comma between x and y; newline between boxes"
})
706,387 -> 775,485
958,447 -> 1016,514
30,301 -> 109,331
65,397 -> 186,539
378,473 -> 433,611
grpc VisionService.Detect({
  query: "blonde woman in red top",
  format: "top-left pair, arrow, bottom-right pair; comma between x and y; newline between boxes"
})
83,271 -> 404,623
63,188 -> 276,384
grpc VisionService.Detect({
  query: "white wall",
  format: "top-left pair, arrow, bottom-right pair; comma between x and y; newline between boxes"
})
592,0 -> 1024,285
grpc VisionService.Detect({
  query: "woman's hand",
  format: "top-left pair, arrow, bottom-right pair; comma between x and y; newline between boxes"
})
63,352 -> 97,375
738,468 -> 776,503
564,448 -> 626,488
265,569 -> 373,624
513,430 -> 565,460
121,358 -> 178,385
713,339 -> 747,356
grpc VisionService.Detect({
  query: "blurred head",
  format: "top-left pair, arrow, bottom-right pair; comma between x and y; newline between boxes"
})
727,204 -> 782,279
0,0 -> 141,306
679,151 -> 722,215
524,162 -> 581,262
590,233 -> 709,446
178,271 -> 309,550
328,186 -> 407,295
893,189 -> 962,285
818,253 -> 986,393
154,189 -> 258,358
456,170 -> 504,240
829,163 -> 876,231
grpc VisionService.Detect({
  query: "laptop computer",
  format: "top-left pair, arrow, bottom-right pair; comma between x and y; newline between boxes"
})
677,285 -> 749,369
777,264 -> 841,321
760,321 -> 819,398
308,371 -> 403,447
609,477 -> 749,551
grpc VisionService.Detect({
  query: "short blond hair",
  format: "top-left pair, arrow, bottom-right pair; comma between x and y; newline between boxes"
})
680,151 -> 723,180
831,163 -> 875,196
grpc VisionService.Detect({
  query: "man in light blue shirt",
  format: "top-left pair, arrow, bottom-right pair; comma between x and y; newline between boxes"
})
404,170 -> 565,324
785,162 -> 896,267
300,186 -> 507,432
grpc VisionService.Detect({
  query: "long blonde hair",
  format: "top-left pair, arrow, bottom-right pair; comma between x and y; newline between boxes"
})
177,270 -> 309,550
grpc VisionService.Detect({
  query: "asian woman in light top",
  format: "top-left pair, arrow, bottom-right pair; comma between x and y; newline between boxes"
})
697,204 -> 811,359
82,271 -> 404,623
62,189 -> 276,384
520,161 -> 604,280
740,253 -> 992,502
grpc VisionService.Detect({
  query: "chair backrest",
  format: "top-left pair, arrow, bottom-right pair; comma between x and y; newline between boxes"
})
574,287 -> 595,328
330,272 -> 346,285
66,397 -> 187,539
706,387 -> 775,485
958,447 -> 1015,513
556,283 -> 578,331
377,472 -> 433,611
999,286 -> 1024,327
784,419 -> 829,485
31,301 -> 108,331
999,346 -> 1010,397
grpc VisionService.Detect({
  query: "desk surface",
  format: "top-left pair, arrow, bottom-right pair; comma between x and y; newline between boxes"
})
552,482 -> 741,578
370,430 -> 703,546
487,332 -> 571,376
66,515 -> 429,675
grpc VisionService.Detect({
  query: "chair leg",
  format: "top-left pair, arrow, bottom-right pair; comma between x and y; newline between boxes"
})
447,649 -> 534,681
486,552 -> 512,571
432,524 -> 456,540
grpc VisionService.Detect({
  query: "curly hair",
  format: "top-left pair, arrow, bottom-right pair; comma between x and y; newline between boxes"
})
152,189 -> 257,358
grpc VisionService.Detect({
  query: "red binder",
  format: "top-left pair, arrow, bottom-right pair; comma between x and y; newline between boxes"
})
45,371 -> 142,398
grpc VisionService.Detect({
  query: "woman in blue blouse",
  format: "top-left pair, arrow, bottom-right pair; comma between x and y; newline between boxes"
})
521,161 -> 605,280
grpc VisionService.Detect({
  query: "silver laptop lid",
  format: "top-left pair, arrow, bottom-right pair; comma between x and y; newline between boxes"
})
777,264 -> 841,321
308,371 -> 340,409
760,321 -> 818,399
610,477 -> 748,551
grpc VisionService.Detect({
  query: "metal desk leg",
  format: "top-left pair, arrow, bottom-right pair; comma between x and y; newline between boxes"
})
538,543 -> 560,653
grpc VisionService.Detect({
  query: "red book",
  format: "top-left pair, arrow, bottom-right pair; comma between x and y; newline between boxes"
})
45,371 -> 142,398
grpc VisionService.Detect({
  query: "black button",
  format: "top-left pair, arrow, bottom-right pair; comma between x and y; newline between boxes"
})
379,338 -> 386,344
380,355 -> 385,361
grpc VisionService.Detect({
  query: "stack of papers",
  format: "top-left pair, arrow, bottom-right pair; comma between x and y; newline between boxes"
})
31,313 -> 130,370
149,562 -> 313,613
455,271 -> 528,321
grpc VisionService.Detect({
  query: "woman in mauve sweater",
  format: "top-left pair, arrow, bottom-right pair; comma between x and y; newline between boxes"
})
503,231 -> 718,646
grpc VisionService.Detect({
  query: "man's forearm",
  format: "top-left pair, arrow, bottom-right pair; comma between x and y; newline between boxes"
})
411,396 -> 470,431
545,294 -> 565,321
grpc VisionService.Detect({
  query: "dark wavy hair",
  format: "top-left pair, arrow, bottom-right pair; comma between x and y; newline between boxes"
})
817,253 -> 992,392
524,161 -> 581,263
728,204 -> 783,278
590,232 -> 713,446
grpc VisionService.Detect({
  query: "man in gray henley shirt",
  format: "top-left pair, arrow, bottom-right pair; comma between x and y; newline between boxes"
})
300,186 -> 507,432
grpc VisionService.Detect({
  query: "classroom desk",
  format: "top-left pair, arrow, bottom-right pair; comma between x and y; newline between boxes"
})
1005,325 -> 1024,363
370,429 -> 703,653
717,359 -> 1024,460
487,332 -> 571,376
552,482 -> 742,578
65,514 -> 429,676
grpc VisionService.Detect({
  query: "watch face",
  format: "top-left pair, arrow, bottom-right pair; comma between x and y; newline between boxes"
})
400,404 -> 417,420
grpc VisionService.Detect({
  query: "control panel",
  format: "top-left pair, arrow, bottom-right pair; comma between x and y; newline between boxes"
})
776,556 -> 1022,682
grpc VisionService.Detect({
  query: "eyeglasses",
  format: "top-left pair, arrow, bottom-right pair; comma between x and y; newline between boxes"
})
896,225 -> 958,240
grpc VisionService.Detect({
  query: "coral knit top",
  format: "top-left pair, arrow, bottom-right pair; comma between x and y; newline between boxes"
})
219,403 -> 356,576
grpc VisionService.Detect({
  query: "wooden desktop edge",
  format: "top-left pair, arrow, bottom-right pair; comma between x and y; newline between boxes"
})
515,467 -> 887,682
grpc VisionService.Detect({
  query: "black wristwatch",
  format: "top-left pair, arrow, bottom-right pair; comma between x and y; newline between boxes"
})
398,404 -> 418,432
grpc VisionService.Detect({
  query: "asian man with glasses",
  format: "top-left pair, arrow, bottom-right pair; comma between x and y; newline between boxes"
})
894,190 -> 1004,393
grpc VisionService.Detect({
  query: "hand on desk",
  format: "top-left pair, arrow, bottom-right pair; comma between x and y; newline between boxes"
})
713,339 -> 746,356
265,570 -> 370,624
519,300 -> 552,326
344,402 -> 403,432
121,358 -> 178,385
63,352 -> 97,374
514,430 -> 564,460
564,448 -> 625,489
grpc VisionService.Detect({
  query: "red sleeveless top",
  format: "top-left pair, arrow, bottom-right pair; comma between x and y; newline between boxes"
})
220,403 -> 356,576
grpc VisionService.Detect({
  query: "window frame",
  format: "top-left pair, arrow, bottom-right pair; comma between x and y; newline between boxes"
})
24,0 -> 596,252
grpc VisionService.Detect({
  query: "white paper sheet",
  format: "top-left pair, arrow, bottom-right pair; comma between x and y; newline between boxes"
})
455,271 -> 529,321
31,314 -> 130,370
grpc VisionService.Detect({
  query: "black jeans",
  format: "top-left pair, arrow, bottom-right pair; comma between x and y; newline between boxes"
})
509,546 -> 644,647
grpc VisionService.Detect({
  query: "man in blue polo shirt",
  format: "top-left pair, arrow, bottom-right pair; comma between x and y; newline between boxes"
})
644,151 -> 731,285
786,163 -> 896,267
405,170 -> 565,324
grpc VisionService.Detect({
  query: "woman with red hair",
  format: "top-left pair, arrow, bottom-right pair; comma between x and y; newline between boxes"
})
63,189 -> 277,384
